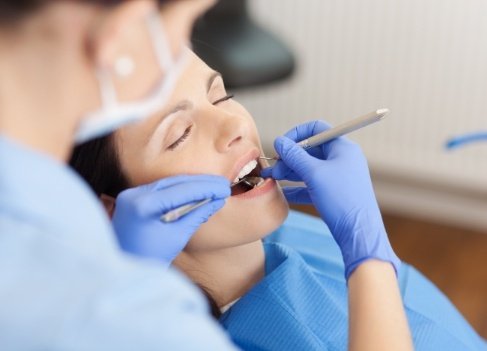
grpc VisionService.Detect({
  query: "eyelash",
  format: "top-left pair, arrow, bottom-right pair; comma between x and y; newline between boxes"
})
167,94 -> 235,151
212,94 -> 234,105
167,125 -> 192,150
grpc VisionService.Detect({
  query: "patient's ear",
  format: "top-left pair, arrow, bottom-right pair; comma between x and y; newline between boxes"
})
100,194 -> 116,218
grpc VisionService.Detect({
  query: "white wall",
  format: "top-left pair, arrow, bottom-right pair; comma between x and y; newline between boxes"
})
234,0 -> 487,230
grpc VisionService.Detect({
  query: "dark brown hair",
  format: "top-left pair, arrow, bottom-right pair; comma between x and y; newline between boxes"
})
0,1 -> 118,24
70,134 -> 129,198
0,0 -> 168,25
0,0 -> 46,22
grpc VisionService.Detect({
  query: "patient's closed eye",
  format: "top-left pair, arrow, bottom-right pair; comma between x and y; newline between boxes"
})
212,94 -> 234,105
166,94 -> 236,151
167,125 -> 192,150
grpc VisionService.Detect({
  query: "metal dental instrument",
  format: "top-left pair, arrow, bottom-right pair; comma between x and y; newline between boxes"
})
160,176 -> 264,223
259,108 -> 389,161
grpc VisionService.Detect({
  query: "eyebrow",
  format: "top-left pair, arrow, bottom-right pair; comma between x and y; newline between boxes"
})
148,100 -> 193,141
159,99 -> 193,125
158,71 -> 221,124
148,71 -> 223,142
166,100 -> 193,117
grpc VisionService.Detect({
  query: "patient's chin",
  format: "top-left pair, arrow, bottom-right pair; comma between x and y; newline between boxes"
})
184,194 -> 289,252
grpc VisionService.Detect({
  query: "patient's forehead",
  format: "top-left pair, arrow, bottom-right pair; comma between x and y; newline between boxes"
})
160,51 -> 223,107
183,50 -> 213,80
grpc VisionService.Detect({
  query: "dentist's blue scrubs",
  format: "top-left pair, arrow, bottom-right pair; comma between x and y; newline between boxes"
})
220,211 -> 487,351
0,136 -> 236,350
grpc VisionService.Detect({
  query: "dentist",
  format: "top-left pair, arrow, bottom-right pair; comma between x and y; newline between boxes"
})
0,0 -> 235,349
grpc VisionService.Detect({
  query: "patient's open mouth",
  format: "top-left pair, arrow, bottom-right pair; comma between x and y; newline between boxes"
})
231,159 -> 264,196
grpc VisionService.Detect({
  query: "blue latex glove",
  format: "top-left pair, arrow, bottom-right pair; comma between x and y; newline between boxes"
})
112,175 -> 230,266
261,121 -> 400,279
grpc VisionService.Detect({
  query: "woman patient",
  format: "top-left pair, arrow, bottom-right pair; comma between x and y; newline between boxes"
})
70,50 -> 486,350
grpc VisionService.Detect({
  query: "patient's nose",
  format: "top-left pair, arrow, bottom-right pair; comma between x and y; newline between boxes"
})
214,112 -> 248,153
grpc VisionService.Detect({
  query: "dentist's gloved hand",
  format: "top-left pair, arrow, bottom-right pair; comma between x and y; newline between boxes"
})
261,121 -> 400,279
112,175 -> 230,266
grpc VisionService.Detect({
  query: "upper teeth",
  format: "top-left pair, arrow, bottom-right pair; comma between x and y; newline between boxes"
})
234,160 -> 257,183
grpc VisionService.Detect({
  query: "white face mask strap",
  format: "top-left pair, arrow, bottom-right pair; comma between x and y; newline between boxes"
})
96,68 -> 117,111
146,12 -> 174,70
75,12 -> 189,144
96,12 -> 175,113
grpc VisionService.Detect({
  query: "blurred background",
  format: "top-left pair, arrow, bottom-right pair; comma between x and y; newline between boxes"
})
192,0 -> 487,337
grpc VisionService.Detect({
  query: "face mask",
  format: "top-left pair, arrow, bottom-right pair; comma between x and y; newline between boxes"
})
75,12 -> 189,144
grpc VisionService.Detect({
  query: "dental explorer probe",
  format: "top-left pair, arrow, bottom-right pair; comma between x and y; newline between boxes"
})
160,177 -> 263,223
259,108 -> 390,161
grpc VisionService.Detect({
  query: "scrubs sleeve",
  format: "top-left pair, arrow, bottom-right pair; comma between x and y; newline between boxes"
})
0,217 -> 238,351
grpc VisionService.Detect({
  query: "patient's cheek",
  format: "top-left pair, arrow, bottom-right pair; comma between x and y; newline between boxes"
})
183,187 -> 289,252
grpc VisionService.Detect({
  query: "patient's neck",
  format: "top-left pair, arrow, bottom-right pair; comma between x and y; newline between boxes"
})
173,240 -> 265,308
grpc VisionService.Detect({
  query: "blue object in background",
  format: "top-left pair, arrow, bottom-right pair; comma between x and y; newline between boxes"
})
446,131 -> 487,149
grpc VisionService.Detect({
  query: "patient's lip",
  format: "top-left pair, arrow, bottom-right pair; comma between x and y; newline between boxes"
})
229,148 -> 260,183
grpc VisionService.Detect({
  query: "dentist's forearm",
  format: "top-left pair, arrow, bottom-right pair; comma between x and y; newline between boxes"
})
348,260 -> 413,351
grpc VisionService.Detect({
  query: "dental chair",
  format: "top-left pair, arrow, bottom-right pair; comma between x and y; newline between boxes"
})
191,0 -> 295,89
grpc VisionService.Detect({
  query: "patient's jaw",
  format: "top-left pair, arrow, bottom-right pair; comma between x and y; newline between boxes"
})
114,51 -> 289,253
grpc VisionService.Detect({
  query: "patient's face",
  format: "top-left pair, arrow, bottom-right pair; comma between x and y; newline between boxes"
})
114,50 -> 289,252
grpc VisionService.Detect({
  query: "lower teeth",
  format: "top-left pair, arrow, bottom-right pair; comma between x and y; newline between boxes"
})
231,177 -> 265,196
245,176 -> 264,188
